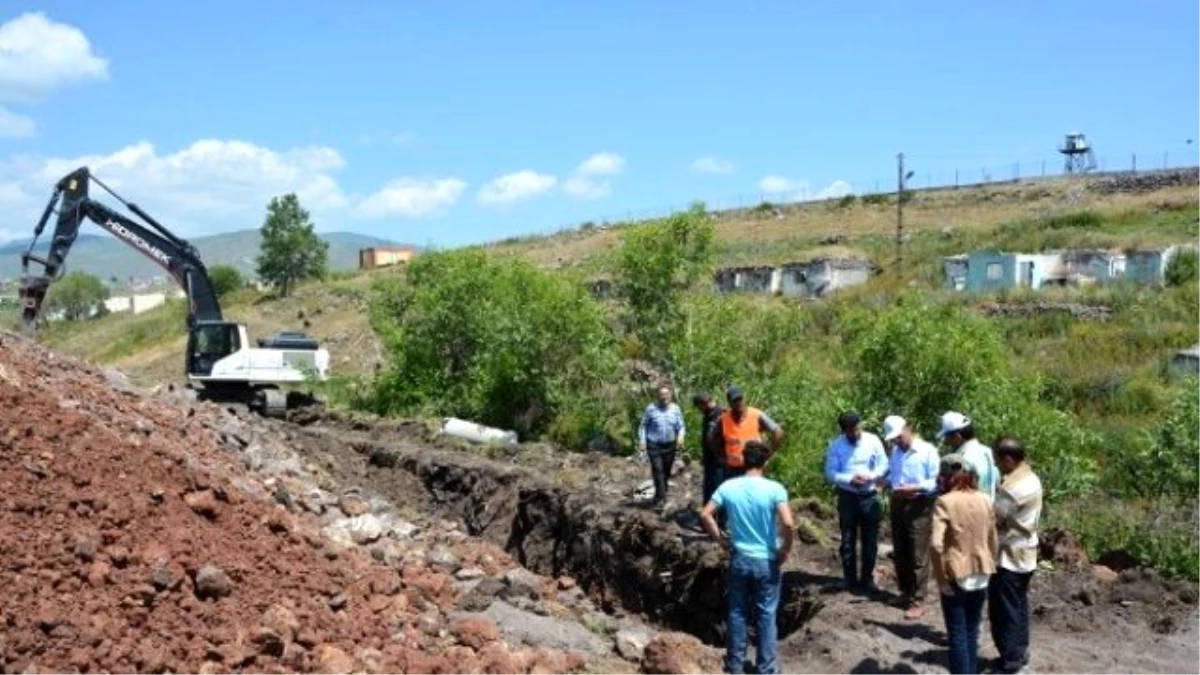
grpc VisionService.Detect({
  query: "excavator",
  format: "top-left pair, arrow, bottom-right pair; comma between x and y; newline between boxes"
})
16,166 -> 331,418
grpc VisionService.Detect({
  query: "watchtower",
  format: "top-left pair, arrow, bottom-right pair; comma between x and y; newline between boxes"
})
1059,132 -> 1097,174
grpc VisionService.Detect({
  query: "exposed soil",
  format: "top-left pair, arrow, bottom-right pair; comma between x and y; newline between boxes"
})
0,332 -> 610,674
2,330 -> 1196,674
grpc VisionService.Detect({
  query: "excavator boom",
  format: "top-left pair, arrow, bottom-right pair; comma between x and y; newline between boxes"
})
18,167 -> 222,330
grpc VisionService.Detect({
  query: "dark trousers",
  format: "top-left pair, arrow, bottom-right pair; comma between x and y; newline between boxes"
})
837,490 -> 882,587
890,494 -> 935,603
648,443 -> 676,503
989,568 -> 1033,672
702,455 -> 724,505
940,585 -> 987,674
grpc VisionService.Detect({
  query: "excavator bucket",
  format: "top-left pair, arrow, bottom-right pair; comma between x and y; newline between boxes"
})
17,256 -> 52,334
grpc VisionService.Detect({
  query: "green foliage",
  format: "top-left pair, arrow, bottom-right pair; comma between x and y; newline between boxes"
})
208,264 -> 245,299
837,194 -> 857,209
1165,247 -> 1199,287
839,293 -> 1100,500
664,293 -> 844,494
1049,499 -> 1199,580
45,271 -> 109,321
255,193 -> 329,297
861,193 -> 889,206
614,203 -> 715,371
364,249 -> 620,440
1116,376 -> 1200,501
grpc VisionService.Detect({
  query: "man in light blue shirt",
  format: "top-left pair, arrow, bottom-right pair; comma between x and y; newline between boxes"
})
936,411 -> 998,503
823,410 -> 889,595
881,414 -> 941,619
701,441 -> 794,675
637,385 -> 686,507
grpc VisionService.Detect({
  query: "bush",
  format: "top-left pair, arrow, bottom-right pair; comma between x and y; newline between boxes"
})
665,293 -> 845,494
839,292 -> 1100,500
363,249 -> 620,440
1118,376 -> 1200,501
208,264 -> 245,298
1165,247 -> 1199,287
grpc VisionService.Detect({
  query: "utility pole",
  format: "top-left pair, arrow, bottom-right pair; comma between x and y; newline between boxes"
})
896,152 -> 905,275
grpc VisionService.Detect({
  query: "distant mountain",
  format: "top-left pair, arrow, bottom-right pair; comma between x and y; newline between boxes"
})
0,230 -> 408,282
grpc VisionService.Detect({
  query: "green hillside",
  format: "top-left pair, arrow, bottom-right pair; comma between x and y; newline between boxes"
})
0,230 -> 404,282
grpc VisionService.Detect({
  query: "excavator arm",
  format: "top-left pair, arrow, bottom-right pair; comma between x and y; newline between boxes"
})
18,167 -> 223,331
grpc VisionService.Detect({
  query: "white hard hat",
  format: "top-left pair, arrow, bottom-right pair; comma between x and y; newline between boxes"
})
881,415 -> 907,441
936,411 -> 971,439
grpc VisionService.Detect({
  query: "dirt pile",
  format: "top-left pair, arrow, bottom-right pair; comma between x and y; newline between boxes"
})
0,333 -> 588,674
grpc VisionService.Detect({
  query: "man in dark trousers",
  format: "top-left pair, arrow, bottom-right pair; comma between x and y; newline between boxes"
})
637,384 -> 686,507
692,391 -> 726,506
823,410 -> 889,595
989,436 -> 1043,674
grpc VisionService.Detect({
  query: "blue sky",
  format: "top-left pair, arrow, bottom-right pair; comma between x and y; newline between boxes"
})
0,1 -> 1196,247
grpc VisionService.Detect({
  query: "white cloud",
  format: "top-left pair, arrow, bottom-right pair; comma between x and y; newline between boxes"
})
814,180 -> 853,200
758,175 -> 854,202
689,156 -> 734,174
355,177 -> 466,219
562,175 -> 611,200
477,169 -> 557,206
0,107 -> 36,139
575,152 -> 625,176
0,138 -> 469,240
0,12 -> 109,104
561,152 -> 624,200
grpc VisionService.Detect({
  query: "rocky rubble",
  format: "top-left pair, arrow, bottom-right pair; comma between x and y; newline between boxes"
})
0,332 -> 609,674
1085,167 -> 1200,195
975,300 -> 1113,321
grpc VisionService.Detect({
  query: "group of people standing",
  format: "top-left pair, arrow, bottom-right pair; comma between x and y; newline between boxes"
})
637,386 -> 1044,675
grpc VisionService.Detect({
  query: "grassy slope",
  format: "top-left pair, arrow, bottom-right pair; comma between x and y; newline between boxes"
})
27,174 -> 1197,391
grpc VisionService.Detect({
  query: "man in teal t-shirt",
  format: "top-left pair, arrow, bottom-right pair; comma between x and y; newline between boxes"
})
700,441 -> 795,675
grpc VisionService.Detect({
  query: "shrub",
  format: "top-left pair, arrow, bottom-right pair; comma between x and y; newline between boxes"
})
208,264 -> 245,298
839,292 -> 1100,500
363,249 -> 620,440
1165,247 -> 1199,287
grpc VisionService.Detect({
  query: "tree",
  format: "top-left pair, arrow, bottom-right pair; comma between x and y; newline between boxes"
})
255,193 -> 328,297
366,249 -> 619,440
208,264 -> 245,299
614,203 -> 716,372
46,271 -> 109,321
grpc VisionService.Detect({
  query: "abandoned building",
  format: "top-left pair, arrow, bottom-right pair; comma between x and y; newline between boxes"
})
713,257 -> 875,298
358,245 -> 417,270
1169,344 -> 1200,380
943,244 -> 1197,292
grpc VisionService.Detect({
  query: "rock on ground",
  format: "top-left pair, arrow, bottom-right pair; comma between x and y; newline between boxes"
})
0,332 -> 587,674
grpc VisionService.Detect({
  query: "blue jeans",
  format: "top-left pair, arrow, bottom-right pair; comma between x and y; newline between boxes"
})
940,585 -> 987,674
725,554 -> 781,674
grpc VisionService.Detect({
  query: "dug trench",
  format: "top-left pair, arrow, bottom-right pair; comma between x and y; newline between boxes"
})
270,409 -> 1200,674
275,411 -> 826,648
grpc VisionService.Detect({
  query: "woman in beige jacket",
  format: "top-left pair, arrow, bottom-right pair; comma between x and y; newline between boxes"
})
930,453 -> 999,675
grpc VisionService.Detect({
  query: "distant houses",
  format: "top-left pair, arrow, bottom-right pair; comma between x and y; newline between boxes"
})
588,256 -> 876,302
714,257 -> 876,298
943,244 -> 1197,292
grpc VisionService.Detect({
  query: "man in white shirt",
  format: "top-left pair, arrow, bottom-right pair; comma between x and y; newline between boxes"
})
935,411 -> 998,503
989,436 -> 1043,674
881,415 -> 941,620
823,410 -> 889,595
